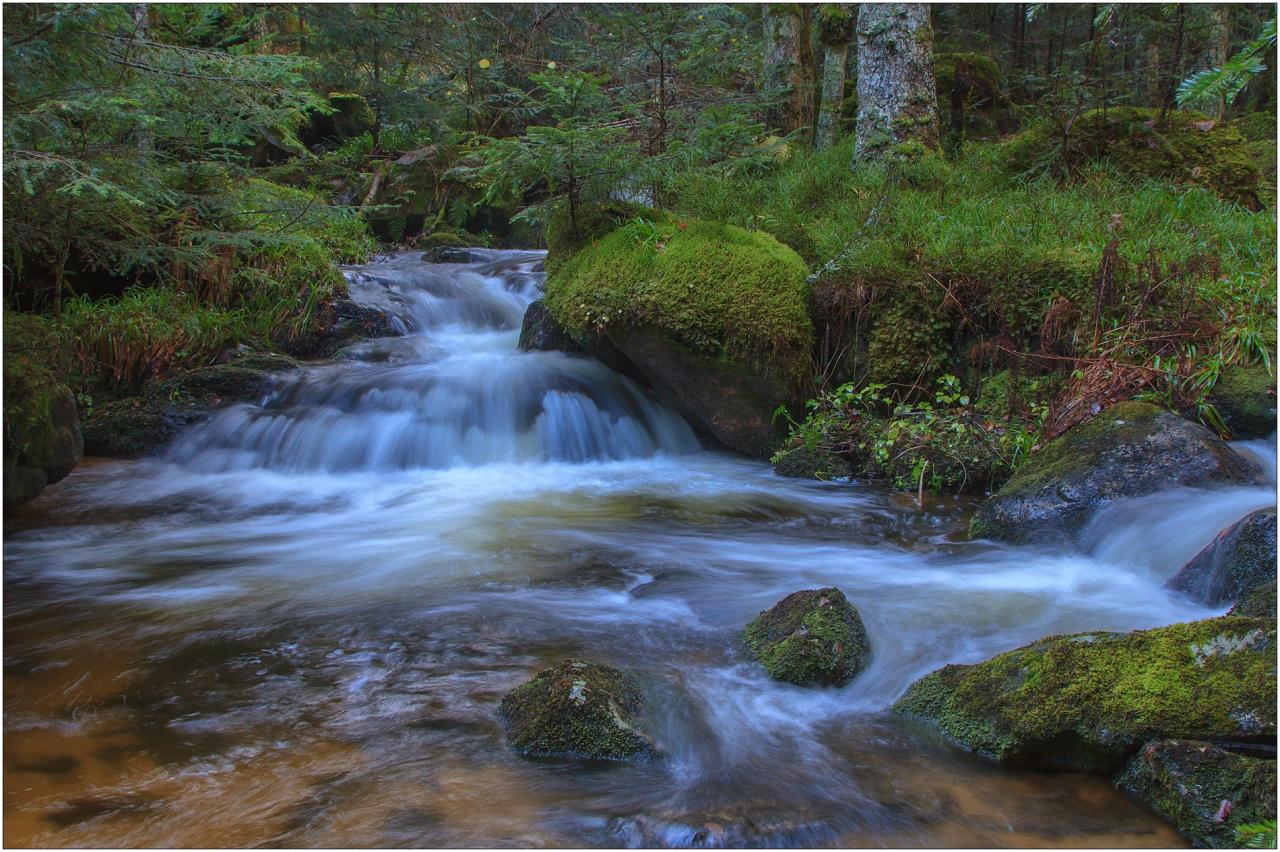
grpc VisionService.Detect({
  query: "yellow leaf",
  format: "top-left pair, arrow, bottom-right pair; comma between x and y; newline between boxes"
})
547,61 -> 557,69
478,58 -> 491,69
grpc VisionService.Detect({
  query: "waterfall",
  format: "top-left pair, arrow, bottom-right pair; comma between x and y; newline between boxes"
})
165,251 -> 699,473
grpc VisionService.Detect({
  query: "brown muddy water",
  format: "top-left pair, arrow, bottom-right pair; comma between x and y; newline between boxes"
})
6,251 -> 1273,847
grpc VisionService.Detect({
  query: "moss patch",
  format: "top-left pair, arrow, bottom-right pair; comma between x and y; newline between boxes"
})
743,587 -> 870,686
545,218 -> 813,386
1116,739 -> 1277,848
894,615 -> 1277,772
1001,107 -> 1262,206
499,659 -> 655,761
1208,362 -> 1276,439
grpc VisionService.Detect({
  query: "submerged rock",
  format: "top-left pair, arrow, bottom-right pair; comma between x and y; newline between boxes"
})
499,660 -> 655,761
1167,509 -> 1277,607
1207,363 -> 1277,439
83,353 -> 300,458
1116,739 -> 1277,848
608,804 -> 835,848
969,401 -> 1259,545
893,615 -> 1276,772
743,588 -> 870,687
517,300 -> 583,355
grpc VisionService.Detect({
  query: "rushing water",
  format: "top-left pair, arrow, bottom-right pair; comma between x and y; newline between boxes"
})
4,250 -> 1275,848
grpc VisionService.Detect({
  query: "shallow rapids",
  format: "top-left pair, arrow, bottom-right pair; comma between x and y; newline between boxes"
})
5,250 -> 1274,847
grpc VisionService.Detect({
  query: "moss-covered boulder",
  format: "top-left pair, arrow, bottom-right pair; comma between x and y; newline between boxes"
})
3,315 -> 83,507
499,659 -> 656,761
545,218 -> 813,458
1116,739 -> 1277,848
83,353 -> 300,458
1207,363 -> 1276,439
279,298 -> 399,359
1231,577 -> 1278,620
1167,509 -> 1277,608
517,299 -> 583,355
893,615 -> 1276,772
743,588 -> 870,687
1002,108 -> 1262,206
969,401 -> 1260,545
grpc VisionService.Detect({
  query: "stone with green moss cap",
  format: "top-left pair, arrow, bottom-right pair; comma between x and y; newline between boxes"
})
969,401 -> 1259,545
544,217 -> 813,457
1167,508 -> 1277,608
1116,739 -> 1277,848
893,615 -> 1276,772
744,587 -> 870,686
500,659 -> 656,761
1207,362 -> 1276,440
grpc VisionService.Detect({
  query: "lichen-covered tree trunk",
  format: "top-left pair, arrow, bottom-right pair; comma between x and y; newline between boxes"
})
763,5 -> 805,135
853,3 -> 939,161
814,5 -> 855,150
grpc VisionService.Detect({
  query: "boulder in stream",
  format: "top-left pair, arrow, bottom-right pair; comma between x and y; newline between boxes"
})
969,401 -> 1260,546
3,361 -> 83,507
517,299 -> 583,355
500,659 -> 656,761
279,298 -> 400,359
542,218 -> 813,458
1116,739 -> 1277,848
744,588 -> 870,687
893,615 -> 1276,773
1167,509 -> 1277,607
83,353 -> 300,458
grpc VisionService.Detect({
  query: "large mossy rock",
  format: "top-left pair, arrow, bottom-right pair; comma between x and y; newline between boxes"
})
544,218 -> 813,458
1207,363 -> 1276,439
279,298 -> 399,359
499,659 -> 656,761
3,315 -> 83,507
83,353 -> 300,458
1167,509 -> 1277,607
893,615 -> 1276,773
969,401 -> 1260,545
743,588 -> 870,687
1001,107 -> 1262,206
1116,739 -> 1277,848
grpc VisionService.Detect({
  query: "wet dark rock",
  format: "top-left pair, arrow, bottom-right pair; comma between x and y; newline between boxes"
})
970,402 -> 1260,545
518,300 -> 584,355
422,246 -> 486,264
83,353 -> 300,458
3,379 -> 82,508
894,615 -> 1276,773
1207,363 -> 1277,439
772,446 -> 853,481
279,298 -> 400,359
1116,739 -> 1277,848
1167,509 -> 1277,607
743,587 -> 870,687
499,659 -> 655,761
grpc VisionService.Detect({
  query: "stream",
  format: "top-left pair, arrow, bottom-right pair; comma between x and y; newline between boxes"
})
4,250 -> 1276,847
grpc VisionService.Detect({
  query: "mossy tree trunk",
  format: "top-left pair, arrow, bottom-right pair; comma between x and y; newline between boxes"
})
815,4 -> 854,151
763,4 -> 807,137
853,3 -> 939,161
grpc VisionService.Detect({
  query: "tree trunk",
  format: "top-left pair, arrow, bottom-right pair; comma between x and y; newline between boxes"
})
763,5 -> 805,135
853,3 -> 939,161
814,4 -> 854,150
1207,5 -> 1232,116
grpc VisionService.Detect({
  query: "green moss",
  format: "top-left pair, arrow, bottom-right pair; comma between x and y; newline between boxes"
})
743,588 -> 870,686
1230,112 -> 1277,143
544,201 -> 656,275
324,92 -> 375,140
1001,107 -> 1262,206
545,218 -> 813,385
894,615 -> 1276,771
499,660 -> 655,761
772,445 -> 853,481
1117,739 -> 1277,848
3,313 -> 82,504
1209,362 -> 1277,439
418,231 -> 469,249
